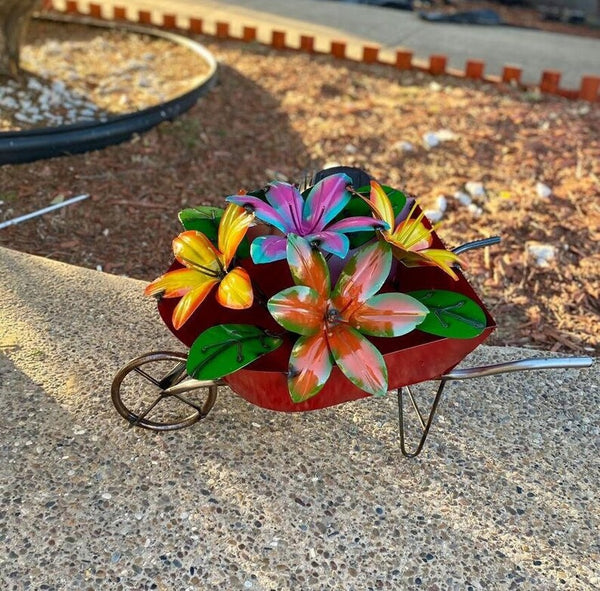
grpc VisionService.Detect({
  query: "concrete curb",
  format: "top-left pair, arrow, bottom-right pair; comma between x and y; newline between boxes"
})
41,0 -> 600,102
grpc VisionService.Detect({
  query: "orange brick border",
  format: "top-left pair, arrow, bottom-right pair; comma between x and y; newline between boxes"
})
395,50 -> 413,70
271,31 -> 286,50
243,26 -> 257,43
429,55 -> 447,76
300,35 -> 315,53
38,3 -> 599,102
580,76 -> 600,102
189,18 -> 203,34
540,70 -> 561,94
362,46 -> 379,64
138,10 -> 151,25
88,3 -> 102,18
113,6 -> 126,20
215,21 -> 229,39
502,66 -> 522,85
465,60 -> 485,80
331,41 -> 346,59
162,14 -> 177,30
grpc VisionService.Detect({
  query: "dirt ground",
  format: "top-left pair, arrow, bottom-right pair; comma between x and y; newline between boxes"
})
1,18 -> 599,355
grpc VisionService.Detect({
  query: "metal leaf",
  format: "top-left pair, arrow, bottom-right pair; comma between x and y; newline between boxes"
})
187,324 -> 282,380
178,206 -> 223,235
409,290 -> 487,339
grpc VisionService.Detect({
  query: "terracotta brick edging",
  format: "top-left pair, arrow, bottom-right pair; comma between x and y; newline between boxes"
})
40,1 -> 599,102
465,60 -> 485,80
330,41 -> 346,59
429,54 -> 447,76
502,65 -> 522,85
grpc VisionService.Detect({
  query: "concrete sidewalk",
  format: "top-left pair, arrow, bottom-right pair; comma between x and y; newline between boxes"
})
65,0 -> 600,88
1,246 -> 598,589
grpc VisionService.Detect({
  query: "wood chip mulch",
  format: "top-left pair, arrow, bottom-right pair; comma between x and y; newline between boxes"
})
1,21 -> 598,355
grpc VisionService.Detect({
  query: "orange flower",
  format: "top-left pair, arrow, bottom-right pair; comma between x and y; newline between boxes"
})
268,235 -> 428,402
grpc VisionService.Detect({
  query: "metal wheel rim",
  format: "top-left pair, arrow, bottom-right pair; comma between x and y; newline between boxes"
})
111,351 -> 218,431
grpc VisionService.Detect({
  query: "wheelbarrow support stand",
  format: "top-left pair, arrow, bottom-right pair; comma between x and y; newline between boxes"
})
397,356 -> 594,458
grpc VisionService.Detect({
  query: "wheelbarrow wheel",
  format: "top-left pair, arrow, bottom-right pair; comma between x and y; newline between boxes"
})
111,351 -> 218,431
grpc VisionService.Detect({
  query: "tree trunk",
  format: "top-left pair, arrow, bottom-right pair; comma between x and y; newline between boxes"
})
0,0 -> 39,78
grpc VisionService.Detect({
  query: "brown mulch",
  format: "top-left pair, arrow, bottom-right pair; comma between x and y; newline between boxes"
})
1,19 -> 598,355
1,19 -> 210,131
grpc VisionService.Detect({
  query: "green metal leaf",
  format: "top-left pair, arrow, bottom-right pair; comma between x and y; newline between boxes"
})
187,324 -> 283,380
178,206 -> 250,258
408,290 -> 487,339
341,185 -> 407,249
178,206 -> 223,239
246,188 -> 269,201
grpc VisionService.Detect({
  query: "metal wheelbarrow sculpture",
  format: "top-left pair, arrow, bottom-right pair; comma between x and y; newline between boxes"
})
111,167 -> 593,457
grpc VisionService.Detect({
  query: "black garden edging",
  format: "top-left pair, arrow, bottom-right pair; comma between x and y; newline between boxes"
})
0,16 -> 218,165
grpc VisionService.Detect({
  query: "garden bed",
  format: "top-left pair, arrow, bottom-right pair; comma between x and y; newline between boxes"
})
0,31 -> 598,354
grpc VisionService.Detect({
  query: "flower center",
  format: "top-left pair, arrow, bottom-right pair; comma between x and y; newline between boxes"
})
325,306 -> 342,328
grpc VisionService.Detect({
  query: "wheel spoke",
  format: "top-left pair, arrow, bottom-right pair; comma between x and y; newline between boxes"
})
129,393 -> 167,428
170,391 -> 206,414
133,366 -> 162,387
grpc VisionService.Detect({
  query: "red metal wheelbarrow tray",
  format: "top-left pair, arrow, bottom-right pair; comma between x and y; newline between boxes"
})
158,249 -> 496,412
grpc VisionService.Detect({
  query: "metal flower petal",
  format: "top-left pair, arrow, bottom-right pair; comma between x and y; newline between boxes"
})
265,181 -> 308,233
172,231 -> 221,274
368,180 -> 396,229
327,216 -> 389,234
288,332 -> 333,402
304,230 -> 349,259
332,240 -> 392,306
250,235 -> 288,264
368,182 -> 465,280
267,286 -> 326,336
390,207 -> 432,251
217,266 -> 253,309
302,173 -> 352,232
286,234 -> 331,296
327,323 -> 388,396
145,268 -> 209,299
226,194 -> 289,233
171,276 -> 220,330
218,203 -> 254,267
398,248 -> 462,281
348,293 -> 429,337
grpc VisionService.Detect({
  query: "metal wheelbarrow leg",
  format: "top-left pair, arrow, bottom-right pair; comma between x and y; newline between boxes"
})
397,356 -> 594,458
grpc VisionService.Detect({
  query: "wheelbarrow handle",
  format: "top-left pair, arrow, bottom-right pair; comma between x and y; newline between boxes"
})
163,377 -> 225,396
442,356 -> 594,381
452,236 -> 501,255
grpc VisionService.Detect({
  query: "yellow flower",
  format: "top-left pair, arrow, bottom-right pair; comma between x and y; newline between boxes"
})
145,204 -> 254,329
368,181 -> 464,280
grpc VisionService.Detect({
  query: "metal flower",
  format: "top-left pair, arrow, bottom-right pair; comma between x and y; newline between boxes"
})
368,181 -> 464,280
226,173 -> 386,264
145,203 -> 254,329
267,235 -> 429,402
